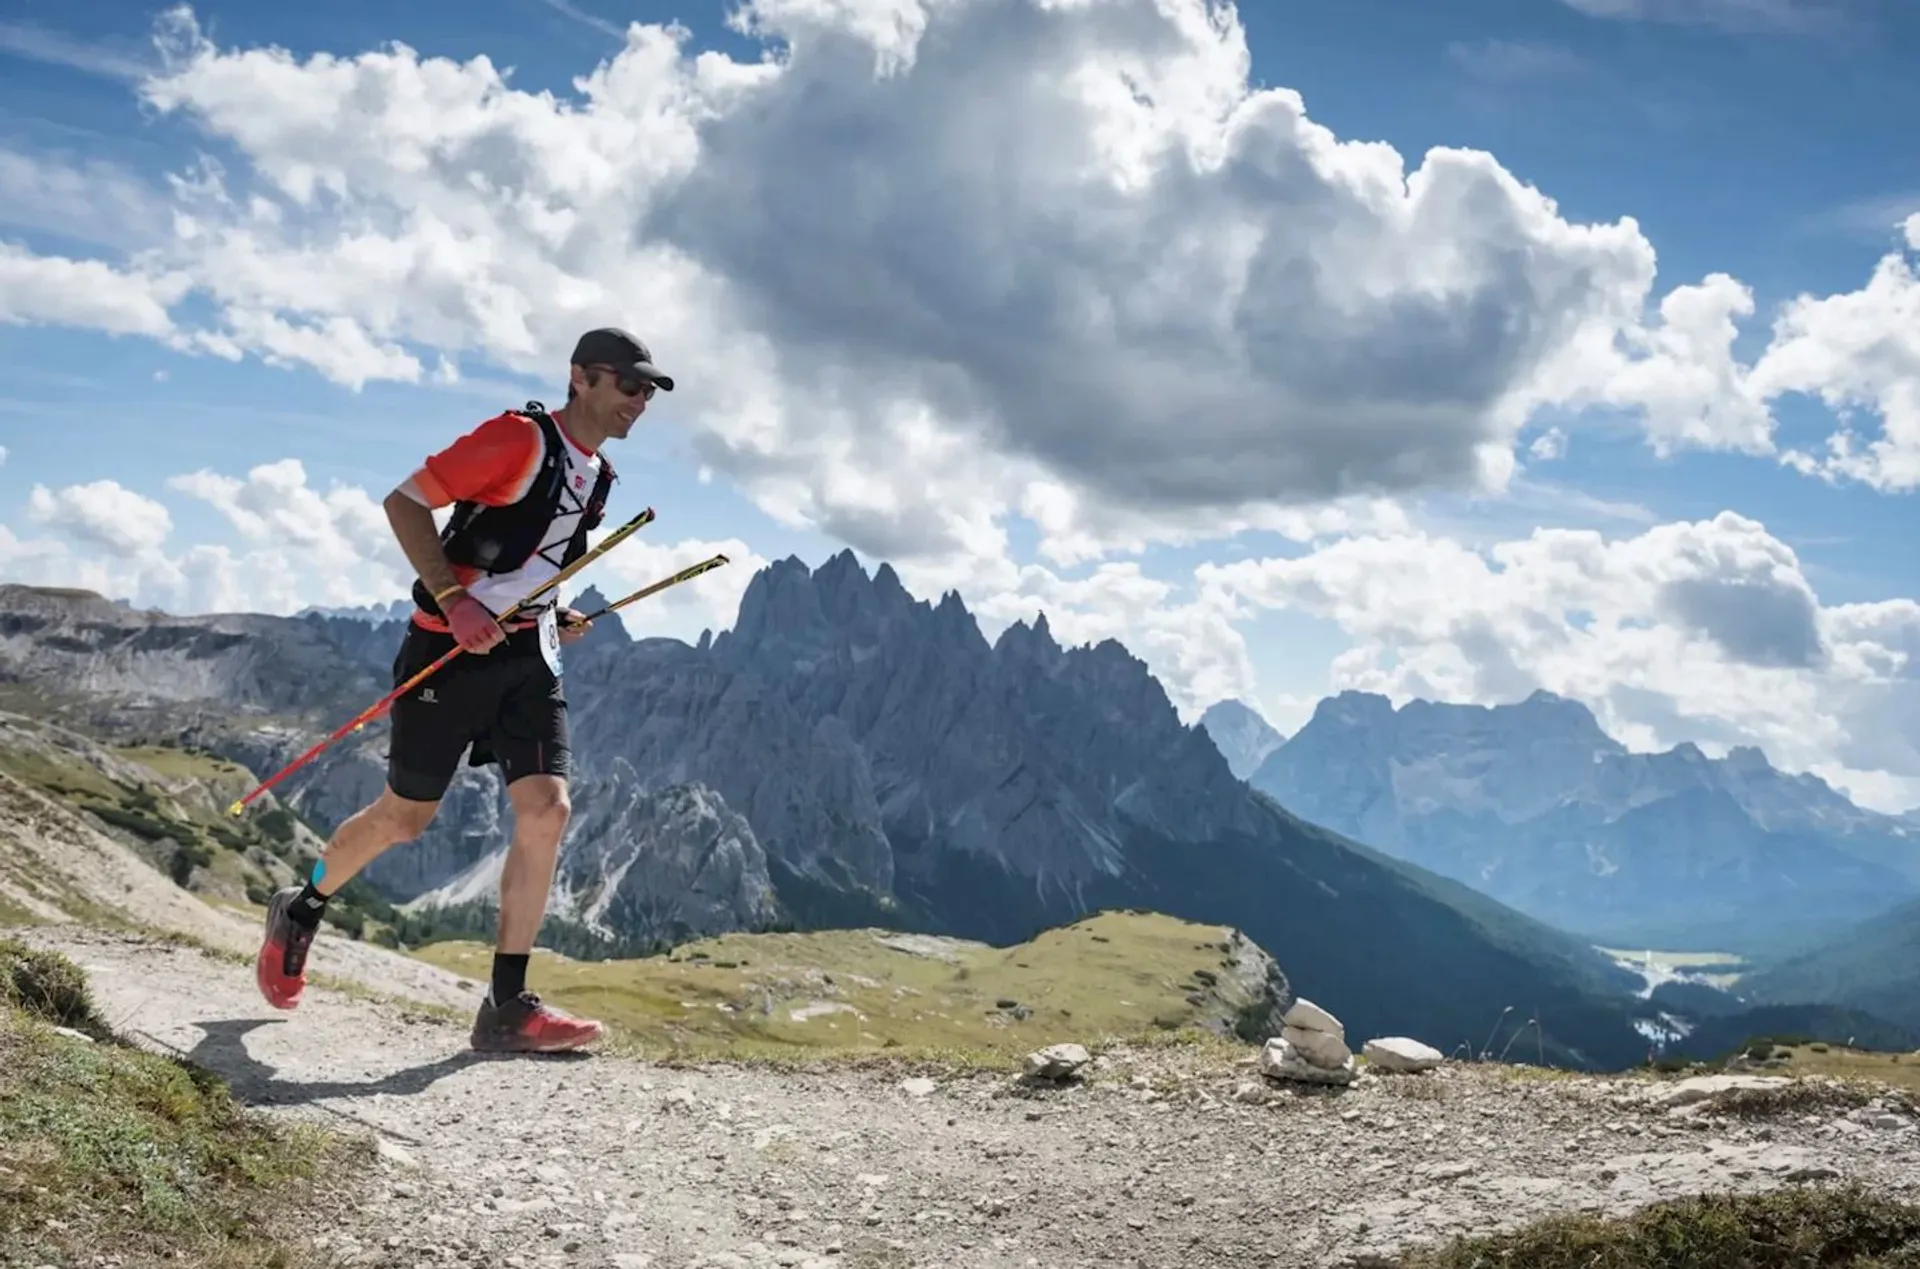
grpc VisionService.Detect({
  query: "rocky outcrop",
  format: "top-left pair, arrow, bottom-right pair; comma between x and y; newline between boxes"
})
0,584 -> 382,719
549,771 -> 780,943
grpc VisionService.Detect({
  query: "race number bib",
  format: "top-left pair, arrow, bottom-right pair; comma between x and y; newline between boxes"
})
537,605 -> 563,678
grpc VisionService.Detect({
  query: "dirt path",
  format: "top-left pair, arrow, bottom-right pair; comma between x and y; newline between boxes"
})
25,927 -> 1920,1269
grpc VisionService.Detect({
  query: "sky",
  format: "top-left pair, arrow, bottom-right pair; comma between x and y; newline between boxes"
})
1,0 -> 1917,812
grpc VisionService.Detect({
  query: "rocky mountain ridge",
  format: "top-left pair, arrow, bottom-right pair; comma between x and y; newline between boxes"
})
0,571 -> 1658,1068
1248,689 -> 1920,953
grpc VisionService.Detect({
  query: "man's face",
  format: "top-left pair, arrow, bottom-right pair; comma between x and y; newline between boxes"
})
574,363 -> 654,437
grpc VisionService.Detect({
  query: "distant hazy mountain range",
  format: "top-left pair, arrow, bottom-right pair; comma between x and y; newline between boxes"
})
1240,689 -> 1920,956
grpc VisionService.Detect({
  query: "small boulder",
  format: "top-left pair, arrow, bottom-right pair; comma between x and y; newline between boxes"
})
1260,1036 -> 1354,1087
1283,999 -> 1344,1039
1024,1043 -> 1091,1081
1283,1023 -> 1351,1070
1363,1036 -> 1444,1073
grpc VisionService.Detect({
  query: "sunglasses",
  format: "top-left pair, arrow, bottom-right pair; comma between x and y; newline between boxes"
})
587,364 -> 657,399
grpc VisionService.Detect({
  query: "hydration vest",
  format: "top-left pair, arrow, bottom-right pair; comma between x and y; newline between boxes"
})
410,401 -> 617,619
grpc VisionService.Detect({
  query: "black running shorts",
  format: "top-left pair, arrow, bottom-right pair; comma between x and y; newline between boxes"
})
384,621 -> 571,803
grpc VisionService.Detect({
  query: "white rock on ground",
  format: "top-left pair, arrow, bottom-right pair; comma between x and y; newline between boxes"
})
1284,1023 -> 1352,1070
1261,1036 -> 1356,1087
1024,1043 -> 1091,1081
1283,998 -> 1344,1038
1364,1036 -> 1444,1073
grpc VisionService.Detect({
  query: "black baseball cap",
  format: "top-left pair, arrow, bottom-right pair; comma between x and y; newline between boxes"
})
570,327 -> 674,391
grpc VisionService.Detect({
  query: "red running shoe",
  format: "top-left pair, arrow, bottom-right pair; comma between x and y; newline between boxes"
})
471,990 -> 605,1053
255,886 -> 314,1010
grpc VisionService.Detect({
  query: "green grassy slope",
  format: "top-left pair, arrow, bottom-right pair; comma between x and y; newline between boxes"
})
410,909 -> 1288,1061
0,937 -> 365,1268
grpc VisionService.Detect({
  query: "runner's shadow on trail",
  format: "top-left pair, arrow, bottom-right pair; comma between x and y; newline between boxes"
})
167,1018 -> 592,1111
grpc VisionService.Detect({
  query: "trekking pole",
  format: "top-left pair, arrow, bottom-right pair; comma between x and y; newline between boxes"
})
562,553 -> 731,627
227,507 -> 658,816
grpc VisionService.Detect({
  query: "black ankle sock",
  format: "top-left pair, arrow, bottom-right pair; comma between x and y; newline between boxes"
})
288,882 -> 329,930
491,953 -> 530,1004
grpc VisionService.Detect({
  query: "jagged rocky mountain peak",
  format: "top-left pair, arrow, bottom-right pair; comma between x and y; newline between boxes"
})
567,585 -> 631,647
721,551 -> 995,670
992,611 -> 1064,664
573,584 -> 614,613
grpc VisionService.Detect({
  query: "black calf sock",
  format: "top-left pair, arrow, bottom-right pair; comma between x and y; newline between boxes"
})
490,953 -> 530,1004
288,882 -> 330,930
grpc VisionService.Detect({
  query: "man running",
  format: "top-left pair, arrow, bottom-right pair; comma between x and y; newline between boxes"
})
253,327 -> 673,1052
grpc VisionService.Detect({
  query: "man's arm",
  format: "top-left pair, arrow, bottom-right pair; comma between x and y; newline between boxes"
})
390,412 -> 542,607
384,479 -> 463,601
387,476 -> 506,654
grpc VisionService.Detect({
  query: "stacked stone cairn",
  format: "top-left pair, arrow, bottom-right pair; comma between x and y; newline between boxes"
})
1259,998 -> 1356,1086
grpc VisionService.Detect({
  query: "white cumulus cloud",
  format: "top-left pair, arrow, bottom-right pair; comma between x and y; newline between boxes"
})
1,460 -> 760,643
578,530 -> 772,643
26,479 -> 174,554
0,0 -> 1908,561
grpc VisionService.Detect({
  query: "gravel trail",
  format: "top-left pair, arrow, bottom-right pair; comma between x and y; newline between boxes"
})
26,927 -> 1920,1269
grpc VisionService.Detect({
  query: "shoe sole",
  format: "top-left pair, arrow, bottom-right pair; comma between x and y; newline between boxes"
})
470,1024 -> 606,1054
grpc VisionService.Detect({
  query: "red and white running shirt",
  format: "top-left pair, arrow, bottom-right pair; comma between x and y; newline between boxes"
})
403,411 -> 604,632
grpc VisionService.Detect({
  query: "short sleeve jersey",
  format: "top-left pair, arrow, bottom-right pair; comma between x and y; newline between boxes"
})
408,412 -> 604,629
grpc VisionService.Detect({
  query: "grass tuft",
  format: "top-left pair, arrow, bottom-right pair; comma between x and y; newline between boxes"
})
0,935 -> 109,1039
1695,1079 -> 1898,1120
0,943 -> 364,1268
1389,1185 -> 1920,1268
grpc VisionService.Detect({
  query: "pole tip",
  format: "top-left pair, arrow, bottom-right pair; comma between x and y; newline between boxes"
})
227,800 -> 244,817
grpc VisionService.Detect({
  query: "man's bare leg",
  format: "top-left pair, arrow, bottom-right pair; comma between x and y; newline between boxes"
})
311,788 -> 441,895
254,787 -> 437,1009
471,773 -> 604,1051
494,774 -> 572,963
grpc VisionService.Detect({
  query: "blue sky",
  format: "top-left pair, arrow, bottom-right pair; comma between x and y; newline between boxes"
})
2,0 -> 1917,809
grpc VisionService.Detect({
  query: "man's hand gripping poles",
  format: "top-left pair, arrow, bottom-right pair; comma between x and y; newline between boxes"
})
227,507 -> 731,816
